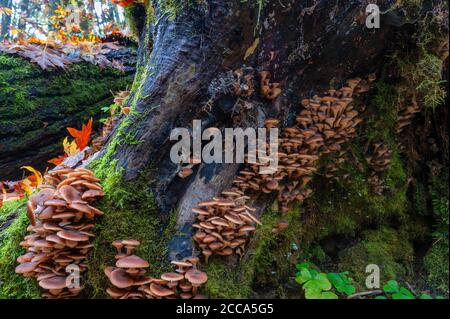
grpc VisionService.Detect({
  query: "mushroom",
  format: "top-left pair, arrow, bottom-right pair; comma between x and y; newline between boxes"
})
149,283 -> 175,298
122,239 -> 140,255
109,268 -> 135,289
185,269 -> 208,294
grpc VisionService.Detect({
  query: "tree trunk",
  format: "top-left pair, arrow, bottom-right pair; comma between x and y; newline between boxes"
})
100,0 -> 421,260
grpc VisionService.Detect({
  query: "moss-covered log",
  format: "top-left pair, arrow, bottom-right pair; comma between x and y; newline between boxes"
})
0,53 -> 135,180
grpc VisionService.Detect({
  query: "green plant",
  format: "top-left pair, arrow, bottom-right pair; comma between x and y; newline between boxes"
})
295,264 -> 446,299
327,272 -> 356,296
295,263 -> 338,299
381,280 -> 415,299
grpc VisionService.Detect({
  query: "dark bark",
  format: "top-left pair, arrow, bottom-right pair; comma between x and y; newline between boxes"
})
104,0 -> 420,259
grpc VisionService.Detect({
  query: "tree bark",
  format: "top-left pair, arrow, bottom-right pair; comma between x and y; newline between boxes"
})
103,0 -> 423,260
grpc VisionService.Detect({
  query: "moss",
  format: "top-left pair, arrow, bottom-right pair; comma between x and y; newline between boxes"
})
0,199 -> 40,299
424,171 -> 449,295
424,239 -> 449,295
84,160 -> 177,297
337,227 -> 415,289
157,0 -> 185,21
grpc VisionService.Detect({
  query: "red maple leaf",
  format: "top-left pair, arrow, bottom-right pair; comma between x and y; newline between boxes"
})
67,118 -> 93,150
48,155 -> 67,166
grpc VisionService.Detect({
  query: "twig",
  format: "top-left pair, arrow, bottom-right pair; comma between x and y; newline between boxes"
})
348,290 -> 384,299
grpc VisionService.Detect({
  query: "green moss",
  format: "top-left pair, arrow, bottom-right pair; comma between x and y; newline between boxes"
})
84,160 -> 176,297
424,239 -> 449,295
157,0 -> 185,21
337,227 -> 414,289
424,171 -> 449,295
0,199 -> 40,299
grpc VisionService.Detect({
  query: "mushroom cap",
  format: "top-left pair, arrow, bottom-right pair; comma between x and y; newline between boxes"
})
192,208 -> 210,215
30,189 -> 55,207
106,287 -> 127,298
39,206 -> 55,220
178,167 -> 193,178
67,203 -> 92,215
180,292 -> 193,299
109,268 -> 135,288
33,239 -> 53,248
81,189 -> 105,200
26,202 -> 36,226
121,239 -> 140,247
185,269 -> 208,285
43,222 -> 63,231
184,256 -> 199,265
104,266 -> 115,279
39,276 -> 67,290
112,240 -> 123,249
160,272 -> 184,282
15,261 -> 39,274
57,230 -> 89,242
58,185 -> 85,204
17,252 -> 35,263
149,283 -> 175,297
116,255 -> 149,268
44,199 -> 67,207
171,260 -> 193,268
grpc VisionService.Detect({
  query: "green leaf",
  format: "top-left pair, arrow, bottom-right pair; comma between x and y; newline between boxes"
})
383,280 -> 399,293
341,284 -> 356,296
328,272 -> 356,296
296,268 -> 312,284
305,287 -> 322,299
399,287 -> 415,299
419,293 -> 433,299
375,296 -> 388,299
296,262 -> 310,271
327,273 -> 344,287
391,288 -> 415,300
321,291 -> 339,299
304,274 -> 332,292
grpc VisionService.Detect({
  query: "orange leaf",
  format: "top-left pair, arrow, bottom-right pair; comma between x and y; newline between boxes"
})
67,118 -> 93,150
48,155 -> 67,166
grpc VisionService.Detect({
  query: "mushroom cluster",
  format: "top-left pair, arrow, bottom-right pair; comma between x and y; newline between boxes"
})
15,167 -> 104,298
323,151 -> 347,179
259,71 -> 282,100
233,68 -> 255,98
92,116 -> 118,151
367,173 -> 386,195
113,90 -> 131,116
232,78 -> 367,213
105,240 -> 208,299
395,96 -> 420,135
92,90 -> 131,151
192,190 -> 261,262
366,142 -> 392,172
191,77 -> 372,261
177,157 -> 200,179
